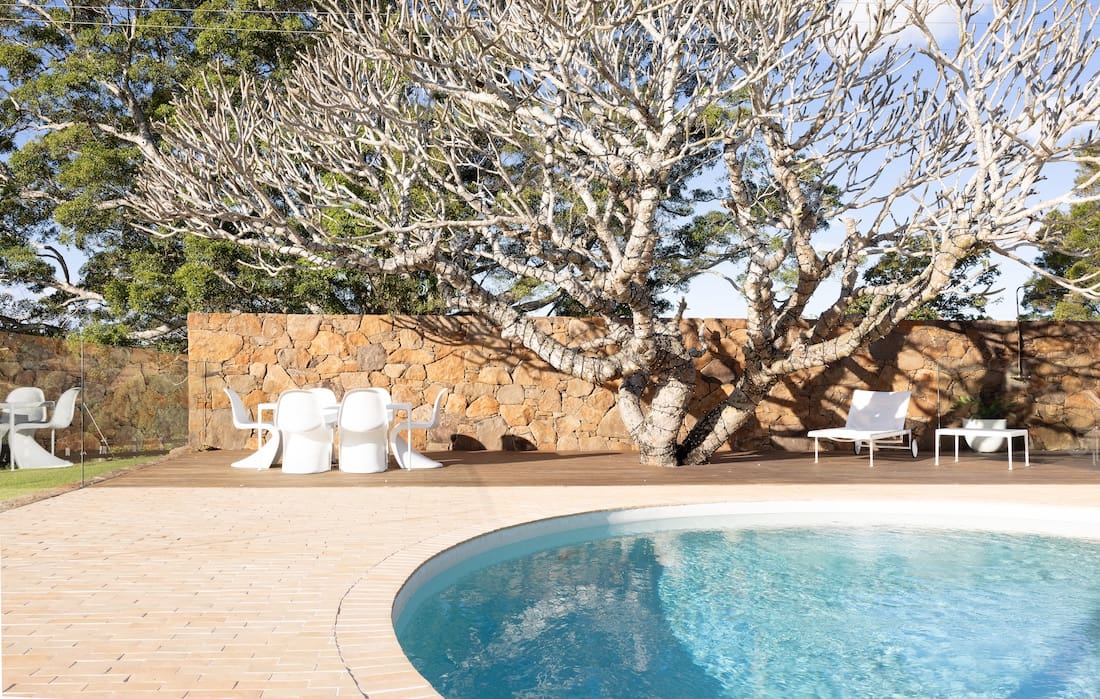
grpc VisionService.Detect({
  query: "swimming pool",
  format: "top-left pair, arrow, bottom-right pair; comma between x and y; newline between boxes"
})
394,502 -> 1100,698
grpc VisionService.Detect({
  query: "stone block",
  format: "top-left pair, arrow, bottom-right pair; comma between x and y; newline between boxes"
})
356,344 -> 387,372
277,348 -> 310,370
426,354 -> 466,384
596,408 -> 629,439
565,379 -> 594,398
496,384 -> 526,405
477,365 -> 513,385
474,415 -> 509,450
390,348 -> 435,365
286,314 -> 322,341
310,330 -> 348,357
467,395 -> 501,419
224,313 -> 263,337
500,403 -> 534,427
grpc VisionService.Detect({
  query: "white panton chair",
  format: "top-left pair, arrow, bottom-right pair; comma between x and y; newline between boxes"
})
276,390 -> 332,474
390,388 -> 449,470
224,387 -> 280,469
337,388 -> 392,473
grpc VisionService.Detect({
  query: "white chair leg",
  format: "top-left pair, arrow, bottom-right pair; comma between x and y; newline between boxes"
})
10,430 -> 71,469
232,429 -> 280,469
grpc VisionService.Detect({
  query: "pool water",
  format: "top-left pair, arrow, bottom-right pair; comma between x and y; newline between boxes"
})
397,526 -> 1100,698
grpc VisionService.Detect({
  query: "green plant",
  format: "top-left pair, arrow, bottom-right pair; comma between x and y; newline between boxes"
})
0,456 -> 155,504
954,394 -> 1011,419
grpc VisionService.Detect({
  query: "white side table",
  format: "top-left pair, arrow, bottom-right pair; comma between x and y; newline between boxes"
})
934,427 -> 1030,470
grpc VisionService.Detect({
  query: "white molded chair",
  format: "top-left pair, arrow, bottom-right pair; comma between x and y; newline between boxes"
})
1083,390 -> 1100,466
10,387 -> 80,469
337,388 -> 392,473
807,389 -> 916,468
2,387 -> 46,463
390,389 -> 449,470
4,387 -> 47,420
276,389 -> 332,474
309,386 -> 339,409
224,387 -> 280,469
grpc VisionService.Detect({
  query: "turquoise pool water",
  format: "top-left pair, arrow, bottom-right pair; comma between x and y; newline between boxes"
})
397,525 -> 1100,698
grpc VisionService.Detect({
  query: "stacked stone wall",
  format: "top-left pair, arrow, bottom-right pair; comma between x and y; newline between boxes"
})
0,332 -> 188,455
189,313 -> 1100,454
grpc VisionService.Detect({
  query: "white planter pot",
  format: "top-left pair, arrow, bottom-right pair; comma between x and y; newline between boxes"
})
965,418 -> 1008,452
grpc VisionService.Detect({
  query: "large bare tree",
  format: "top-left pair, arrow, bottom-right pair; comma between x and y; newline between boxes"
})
132,0 -> 1100,465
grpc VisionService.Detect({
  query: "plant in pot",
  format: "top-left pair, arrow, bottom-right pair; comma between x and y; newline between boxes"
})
955,394 -> 1011,452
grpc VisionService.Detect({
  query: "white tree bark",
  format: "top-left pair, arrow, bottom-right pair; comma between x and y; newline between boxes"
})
132,0 -> 1100,465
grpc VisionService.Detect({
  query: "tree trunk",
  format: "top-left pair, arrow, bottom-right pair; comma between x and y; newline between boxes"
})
617,343 -> 699,467
679,373 -> 779,465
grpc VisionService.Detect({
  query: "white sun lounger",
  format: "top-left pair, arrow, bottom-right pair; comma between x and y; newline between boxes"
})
807,389 -> 917,467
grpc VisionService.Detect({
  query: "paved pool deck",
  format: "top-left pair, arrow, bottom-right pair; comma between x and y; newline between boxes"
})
3,448 -> 1100,698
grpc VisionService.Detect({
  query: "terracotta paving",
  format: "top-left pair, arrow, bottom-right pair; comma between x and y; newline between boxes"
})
3,447 -> 1100,698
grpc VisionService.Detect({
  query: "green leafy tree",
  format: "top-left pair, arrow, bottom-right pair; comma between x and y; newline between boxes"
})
0,1 -> 444,348
857,247 -> 1000,320
1023,149 -> 1100,320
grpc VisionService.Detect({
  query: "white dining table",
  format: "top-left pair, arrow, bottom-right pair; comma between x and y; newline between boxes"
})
257,402 -> 340,427
257,399 -> 412,465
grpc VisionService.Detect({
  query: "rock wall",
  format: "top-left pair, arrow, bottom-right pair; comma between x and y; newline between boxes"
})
0,332 -> 188,455
189,313 -> 1100,454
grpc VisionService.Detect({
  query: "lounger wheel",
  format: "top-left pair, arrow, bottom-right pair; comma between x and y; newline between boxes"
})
911,440 -> 919,458
853,441 -> 862,455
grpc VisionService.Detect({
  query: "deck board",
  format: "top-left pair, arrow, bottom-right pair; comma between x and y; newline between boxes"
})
95,447 -> 1100,488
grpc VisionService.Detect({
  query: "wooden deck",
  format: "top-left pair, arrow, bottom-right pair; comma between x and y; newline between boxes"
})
98,446 -> 1100,488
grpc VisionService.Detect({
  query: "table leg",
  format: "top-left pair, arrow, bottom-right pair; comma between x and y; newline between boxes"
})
1024,433 -> 1030,468
954,435 -> 960,463
1008,436 -> 1014,471
934,433 -> 940,465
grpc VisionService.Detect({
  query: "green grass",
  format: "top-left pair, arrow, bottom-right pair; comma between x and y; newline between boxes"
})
0,456 -> 157,503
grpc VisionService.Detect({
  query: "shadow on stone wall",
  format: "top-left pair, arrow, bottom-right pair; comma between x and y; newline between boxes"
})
189,314 -> 1100,455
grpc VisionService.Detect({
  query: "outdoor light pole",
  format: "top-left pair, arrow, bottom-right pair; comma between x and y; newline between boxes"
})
80,319 -> 86,488
1015,285 -> 1029,381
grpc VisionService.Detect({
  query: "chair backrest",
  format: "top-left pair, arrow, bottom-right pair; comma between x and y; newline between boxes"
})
5,386 -> 47,421
48,387 -> 81,429
223,387 -> 254,428
308,387 -> 338,409
422,388 -> 449,428
276,390 -> 324,432
339,388 -> 390,432
845,390 -> 911,431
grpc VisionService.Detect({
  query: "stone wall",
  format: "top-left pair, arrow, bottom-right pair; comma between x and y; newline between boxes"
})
0,332 -> 188,455
189,313 -> 1100,454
